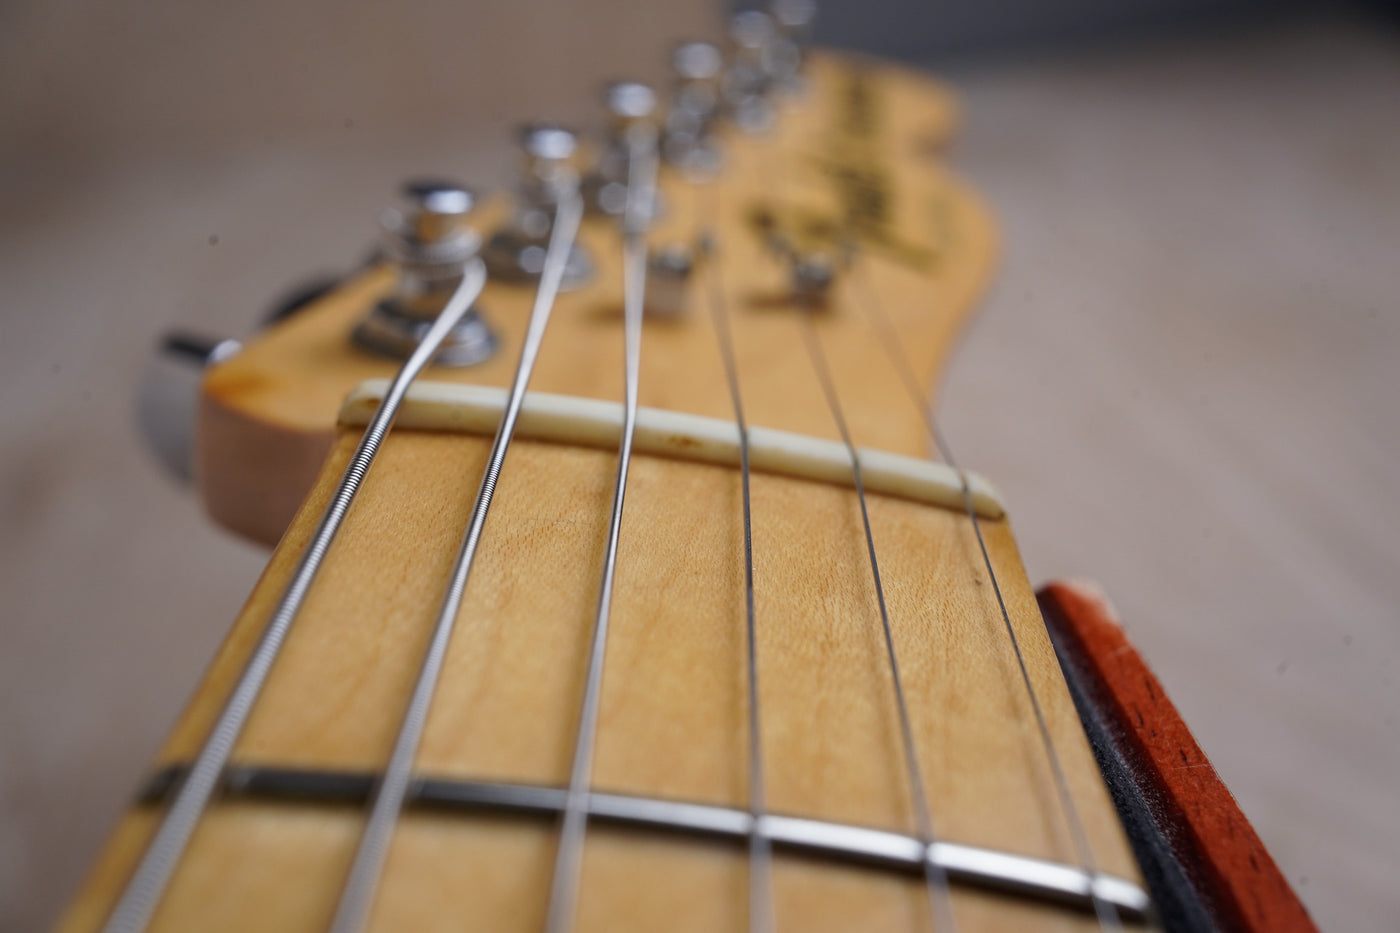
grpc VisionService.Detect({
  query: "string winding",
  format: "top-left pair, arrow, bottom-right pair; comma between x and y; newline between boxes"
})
101,259 -> 489,933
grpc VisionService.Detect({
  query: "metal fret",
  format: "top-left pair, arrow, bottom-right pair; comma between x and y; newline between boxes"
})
137,763 -> 1152,922
798,314 -> 959,932
99,259 -> 489,933
849,261 -> 1124,931
327,186 -> 585,933
544,124 -> 659,933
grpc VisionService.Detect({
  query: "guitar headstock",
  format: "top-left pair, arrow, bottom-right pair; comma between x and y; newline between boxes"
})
186,43 -> 996,544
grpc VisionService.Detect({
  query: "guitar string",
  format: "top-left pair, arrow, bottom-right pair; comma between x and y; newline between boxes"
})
848,258 -> 1123,931
698,190 -> 776,933
326,184 -> 585,933
796,311 -> 959,933
762,54 -> 955,929
99,259 -> 490,933
542,125 -> 659,933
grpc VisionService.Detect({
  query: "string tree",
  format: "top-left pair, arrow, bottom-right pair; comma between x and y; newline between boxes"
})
482,122 -> 594,289
353,179 -> 498,366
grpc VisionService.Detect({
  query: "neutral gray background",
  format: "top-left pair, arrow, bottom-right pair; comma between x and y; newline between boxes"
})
2,2 -> 1397,930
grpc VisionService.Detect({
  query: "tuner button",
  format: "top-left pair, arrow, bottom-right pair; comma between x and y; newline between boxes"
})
138,333 -> 242,483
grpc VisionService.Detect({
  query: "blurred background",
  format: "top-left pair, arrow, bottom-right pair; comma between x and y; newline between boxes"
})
2,0 -> 1397,930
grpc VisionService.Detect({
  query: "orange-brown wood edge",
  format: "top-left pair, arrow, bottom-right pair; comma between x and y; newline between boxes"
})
1036,580 -> 1317,933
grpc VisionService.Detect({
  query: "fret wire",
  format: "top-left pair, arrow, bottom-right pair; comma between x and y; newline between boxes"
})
326,187 -> 585,933
702,216 -> 775,932
798,312 -> 959,933
543,129 -> 658,933
99,259 -> 490,933
849,260 -> 1123,932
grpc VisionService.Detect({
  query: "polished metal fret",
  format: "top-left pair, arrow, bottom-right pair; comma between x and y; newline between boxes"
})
138,763 -> 1152,922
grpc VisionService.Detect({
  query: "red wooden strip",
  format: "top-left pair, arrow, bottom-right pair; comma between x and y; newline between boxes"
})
1038,580 -> 1317,933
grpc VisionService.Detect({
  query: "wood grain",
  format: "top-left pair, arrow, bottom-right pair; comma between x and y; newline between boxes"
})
59,51 -> 1146,931
63,431 -> 1145,931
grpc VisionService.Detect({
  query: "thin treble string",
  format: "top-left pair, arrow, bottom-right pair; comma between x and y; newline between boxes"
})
543,126 -> 658,933
698,199 -> 775,931
797,312 -> 958,933
327,186 -> 585,933
848,259 -> 1122,931
100,259 -> 490,933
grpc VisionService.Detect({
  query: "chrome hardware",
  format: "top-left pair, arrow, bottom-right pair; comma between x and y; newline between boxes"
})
585,81 -> 660,217
725,10 -> 778,133
483,124 -> 594,289
353,179 -> 497,366
136,332 -> 241,483
644,243 -> 694,319
791,250 -> 837,305
663,40 -> 725,175
769,0 -> 816,92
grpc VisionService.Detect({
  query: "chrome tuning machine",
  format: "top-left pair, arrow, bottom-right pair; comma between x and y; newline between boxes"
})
770,0 -> 817,92
482,123 -> 593,289
663,40 -> 725,175
585,81 -> 662,217
353,179 -> 497,366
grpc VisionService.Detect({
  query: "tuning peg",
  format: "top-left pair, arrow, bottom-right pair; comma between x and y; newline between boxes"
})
725,10 -> 778,132
354,178 -> 497,366
769,0 -> 817,90
483,124 -> 593,287
136,333 -> 242,483
586,81 -> 660,216
663,40 -> 725,174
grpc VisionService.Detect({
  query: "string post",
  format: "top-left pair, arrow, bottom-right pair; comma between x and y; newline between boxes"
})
725,10 -> 779,133
664,40 -> 725,176
483,123 -> 594,288
769,0 -> 817,92
586,81 -> 660,217
353,179 -> 498,366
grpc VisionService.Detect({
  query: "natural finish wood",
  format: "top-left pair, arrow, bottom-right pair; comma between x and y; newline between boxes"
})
64,432 -> 1144,931
61,51 -> 1149,931
197,52 -> 997,545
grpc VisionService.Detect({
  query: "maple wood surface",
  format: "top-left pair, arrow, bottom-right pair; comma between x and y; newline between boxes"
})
63,431 -> 1144,931
197,54 -> 997,544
